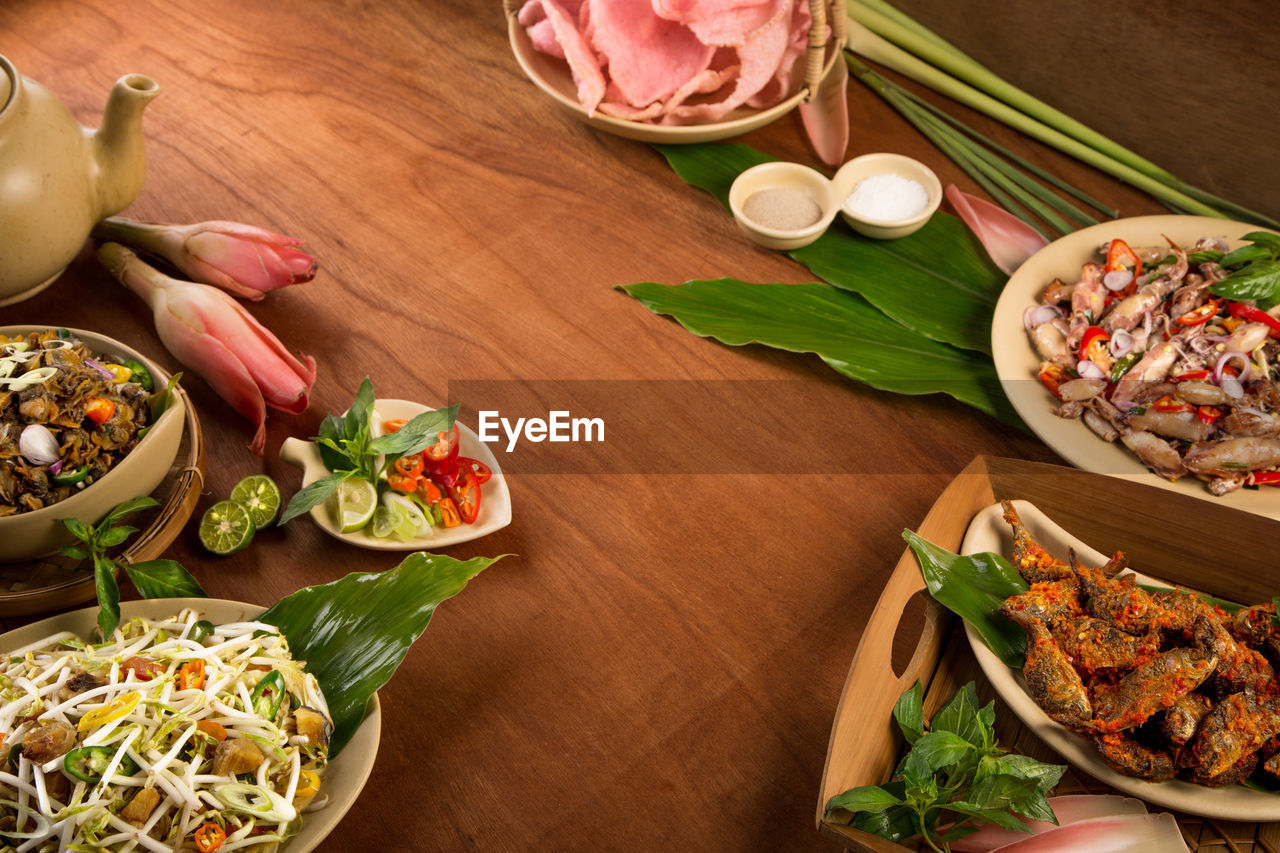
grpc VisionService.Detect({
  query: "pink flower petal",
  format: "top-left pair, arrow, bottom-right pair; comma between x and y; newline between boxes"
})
946,184 -> 1049,275
798,56 -> 848,169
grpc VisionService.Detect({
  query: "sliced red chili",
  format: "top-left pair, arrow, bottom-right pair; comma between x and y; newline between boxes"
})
121,656 -> 163,681
387,471 -> 419,493
194,822 -> 226,853
1171,369 -> 1212,382
1079,325 -> 1112,368
1249,471 -> 1280,487
1227,302 -> 1280,337
1106,238 -> 1143,276
438,497 -> 461,528
393,454 -> 424,479
382,418 -> 408,433
415,479 -> 442,505
1152,395 -> 1194,414
84,396 -> 116,424
458,457 -> 492,484
448,466 -> 482,524
1176,300 -> 1222,326
1197,405 -> 1223,425
1038,364 -> 1069,399
178,659 -> 206,691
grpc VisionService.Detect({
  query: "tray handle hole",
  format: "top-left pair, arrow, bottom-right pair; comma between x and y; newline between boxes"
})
890,589 -> 931,679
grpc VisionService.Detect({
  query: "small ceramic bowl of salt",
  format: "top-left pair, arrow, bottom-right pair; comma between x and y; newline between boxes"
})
728,162 -> 840,251
832,153 -> 942,239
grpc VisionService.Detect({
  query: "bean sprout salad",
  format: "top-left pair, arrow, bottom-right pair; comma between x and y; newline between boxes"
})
0,610 -> 331,852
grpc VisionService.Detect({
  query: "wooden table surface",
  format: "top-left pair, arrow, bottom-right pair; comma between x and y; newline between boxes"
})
1,1 -> 1273,850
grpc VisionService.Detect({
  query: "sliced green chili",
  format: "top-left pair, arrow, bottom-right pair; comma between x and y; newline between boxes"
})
64,746 -> 138,784
250,670 -> 285,719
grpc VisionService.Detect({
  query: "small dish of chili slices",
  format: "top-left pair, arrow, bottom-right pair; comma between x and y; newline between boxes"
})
280,399 -> 512,550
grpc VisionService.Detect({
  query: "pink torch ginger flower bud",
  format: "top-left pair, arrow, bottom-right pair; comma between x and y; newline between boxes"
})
98,242 -> 317,455
93,217 -> 317,301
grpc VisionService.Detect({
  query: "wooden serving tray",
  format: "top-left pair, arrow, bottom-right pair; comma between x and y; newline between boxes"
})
818,455 -> 1280,852
0,385 -> 204,618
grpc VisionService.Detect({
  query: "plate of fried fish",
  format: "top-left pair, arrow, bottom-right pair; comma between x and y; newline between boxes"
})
962,500 -> 1280,819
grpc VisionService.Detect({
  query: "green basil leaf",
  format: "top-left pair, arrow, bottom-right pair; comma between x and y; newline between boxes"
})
1242,231 -> 1280,256
850,801 -> 916,843
345,377 -> 376,442
1186,249 -> 1224,265
978,753 -> 1065,793
930,682 -> 985,746
944,802 -> 1031,832
824,785 -> 903,816
259,551 -> 503,755
124,559 -> 207,599
893,682 -> 925,745
278,472 -> 351,526
622,279 -> 1018,423
1220,244 -> 1273,269
97,525 -> 136,549
911,730 -> 975,771
903,530 -> 1028,668
653,143 -> 1004,353
1211,259 -> 1280,306
1011,789 -> 1058,824
60,517 -> 93,544
368,405 -> 458,458
94,555 -> 120,640
100,496 -> 159,529
964,773 -> 1042,810
147,373 -> 181,422
60,545 -> 88,561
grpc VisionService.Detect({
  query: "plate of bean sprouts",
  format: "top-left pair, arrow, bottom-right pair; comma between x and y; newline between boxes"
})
0,598 -> 380,852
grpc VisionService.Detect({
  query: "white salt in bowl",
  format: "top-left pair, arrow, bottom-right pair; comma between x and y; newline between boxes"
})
832,153 -> 942,239
728,162 -> 839,251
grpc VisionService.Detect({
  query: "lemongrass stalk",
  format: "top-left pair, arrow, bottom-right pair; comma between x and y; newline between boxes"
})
846,1 -> 1176,182
892,85 -> 1117,219
849,0 -> 1280,228
856,66 -> 1048,237
842,30 -> 1223,218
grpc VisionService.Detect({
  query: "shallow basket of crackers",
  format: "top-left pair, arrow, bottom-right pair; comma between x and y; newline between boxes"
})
820,455 -> 1280,852
505,0 -> 847,142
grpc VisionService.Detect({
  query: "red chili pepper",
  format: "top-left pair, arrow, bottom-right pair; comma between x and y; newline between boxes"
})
1171,369 -> 1212,382
195,719 -> 227,742
1106,239 -> 1143,276
448,465 -> 482,524
1197,405 -> 1223,425
382,418 -> 408,433
386,471 -> 419,493
415,479 -> 442,505
84,396 -> 116,424
194,822 -> 226,853
393,454 -> 424,479
458,457 -> 492,484
1227,302 -> 1280,337
423,424 -> 460,486
1176,300 -> 1222,326
1038,364 -> 1069,399
438,497 -> 461,528
1249,471 -> 1280,487
1152,395 -> 1194,414
1079,325 -> 1112,368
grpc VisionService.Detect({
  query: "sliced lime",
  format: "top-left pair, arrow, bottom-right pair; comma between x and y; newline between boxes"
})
230,474 -> 281,528
199,500 -> 256,555
331,478 -> 378,534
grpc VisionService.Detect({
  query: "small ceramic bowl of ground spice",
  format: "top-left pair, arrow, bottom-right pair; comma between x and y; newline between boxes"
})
832,152 -> 942,239
728,162 -> 839,250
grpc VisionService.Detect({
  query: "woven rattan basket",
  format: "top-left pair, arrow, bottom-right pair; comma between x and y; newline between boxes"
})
505,0 -> 848,142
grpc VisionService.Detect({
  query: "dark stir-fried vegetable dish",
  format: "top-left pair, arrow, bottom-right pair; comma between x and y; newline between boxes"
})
1,329 -> 155,516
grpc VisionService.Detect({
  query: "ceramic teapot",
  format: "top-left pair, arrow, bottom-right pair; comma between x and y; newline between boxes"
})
0,54 -> 159,307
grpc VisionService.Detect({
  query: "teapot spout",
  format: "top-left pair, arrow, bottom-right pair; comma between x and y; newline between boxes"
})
92,73 -> 160,218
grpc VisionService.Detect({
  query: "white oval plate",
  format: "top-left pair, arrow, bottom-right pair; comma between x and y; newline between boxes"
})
961,500 -> 1280,820
0,598 -> 381,852
990,215 -> 1280,519
280,399 -> 511,549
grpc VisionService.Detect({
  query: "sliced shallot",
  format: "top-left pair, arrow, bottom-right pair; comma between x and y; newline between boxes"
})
19,424 -> 60,466
1103,269 -> 1133,291
1023,304 -> 1061,331
1076,360 -> 1106,381
1109,329 -> 1135,358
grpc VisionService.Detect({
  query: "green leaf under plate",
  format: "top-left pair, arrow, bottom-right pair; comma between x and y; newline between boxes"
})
259,551 -> 502,756
653,143 -> 1005,354
621,278 -> 1016,422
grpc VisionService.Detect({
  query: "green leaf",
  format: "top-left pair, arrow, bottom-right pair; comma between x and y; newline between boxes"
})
944,801 -> 1031,832
825,785 -> 903,815
850,801 -> 916,843
147,372 -> 181,422
930,682 -> 985,746
60,517 -> 93,544
94,554 -> 120,639
258,551 -> 503,755
893,681 -> 925,745
124,559 -> 207,599
1011,789 -> 1058,824
1211,259 -> 1280,306
653,143 -> 1005,353
97,525 -> 137,549
911,730 -> 975,770
278,471 -> 351,526
964,773 -> 1041,810
100,496 -> 159,529
1243,231 -> 1280,255
978,753 -> 1065,794
903,530 -> 1028,667
60,545 -> 88,561
1221,244 -> 1274,269
621,279 -> 1018,423
368,405 -> 458,459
